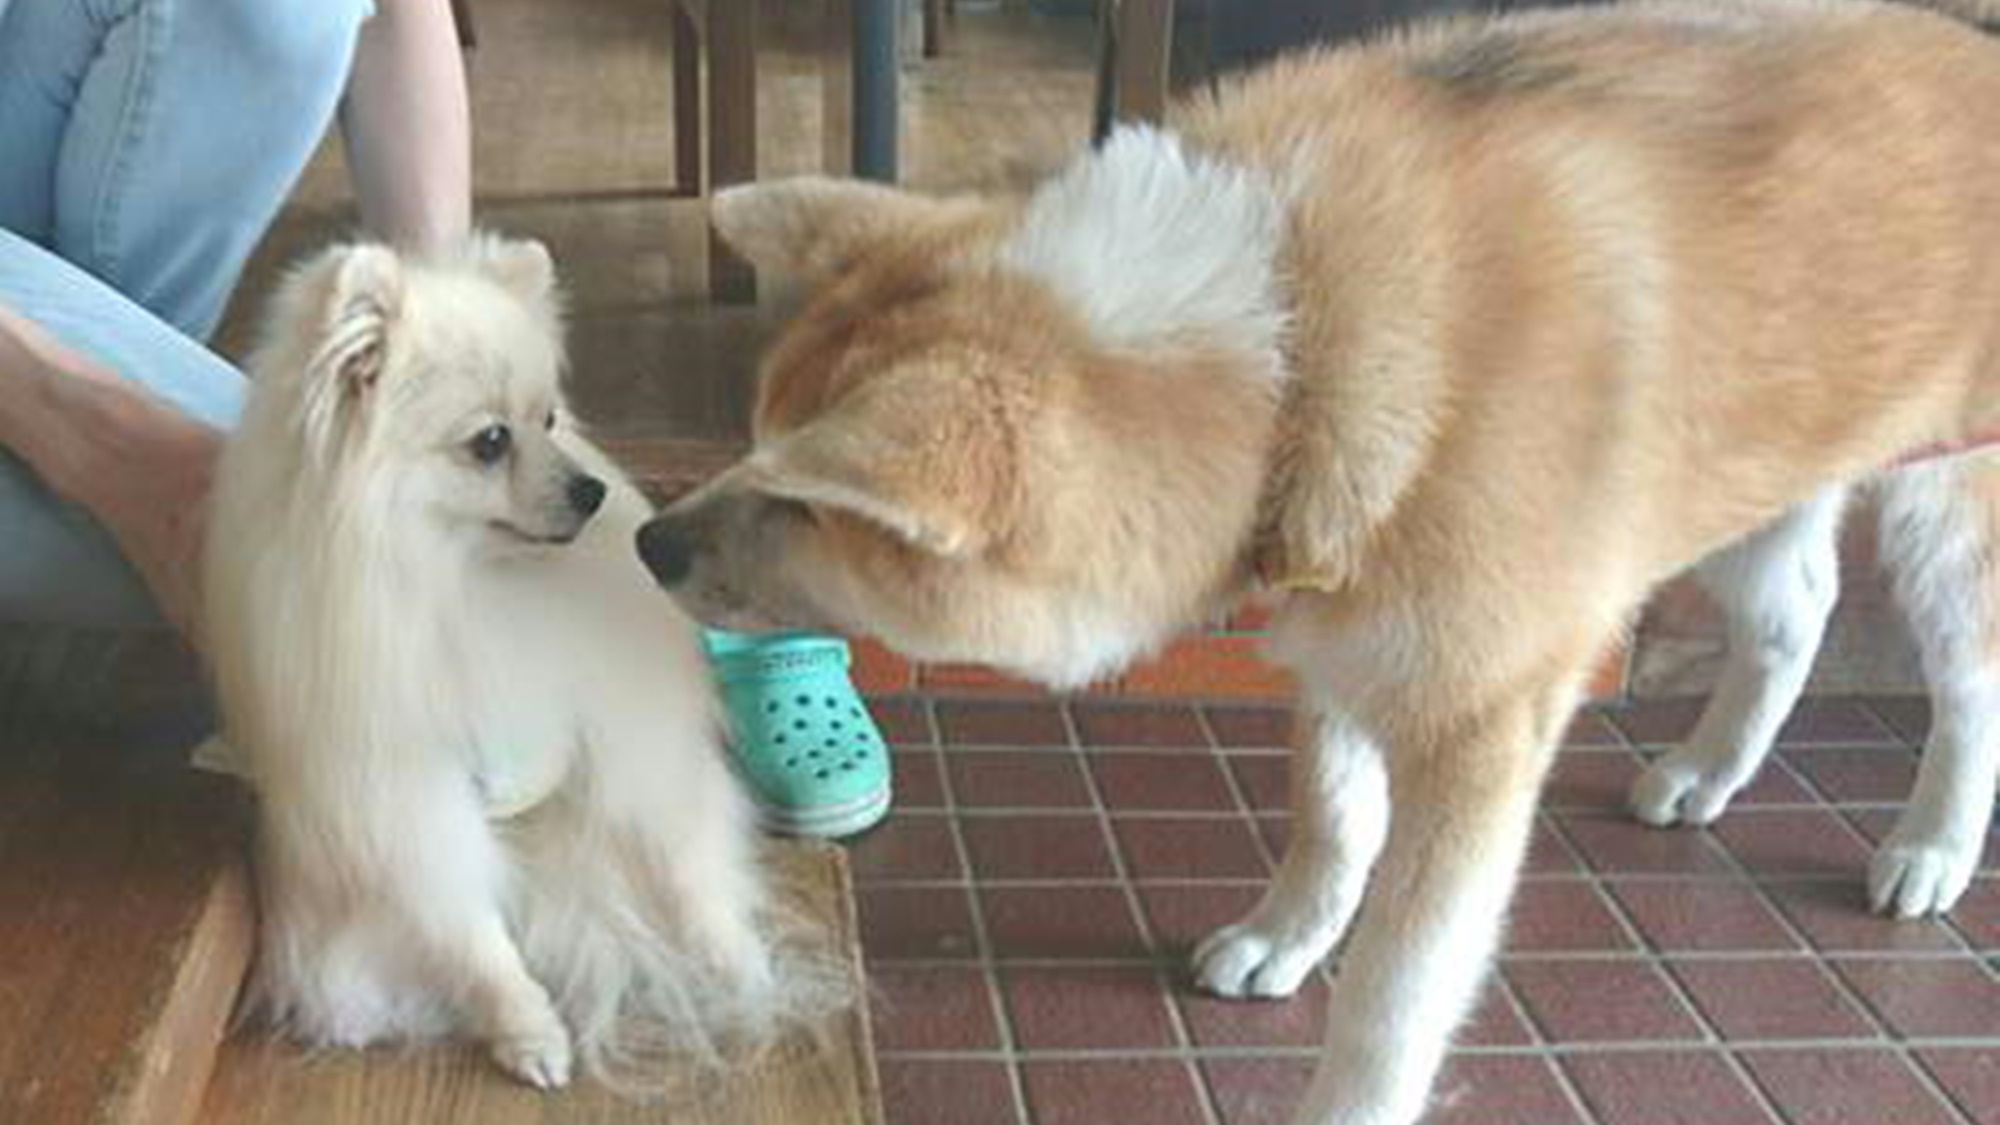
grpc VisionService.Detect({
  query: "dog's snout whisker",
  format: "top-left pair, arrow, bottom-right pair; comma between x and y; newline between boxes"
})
567,474 -> 607,517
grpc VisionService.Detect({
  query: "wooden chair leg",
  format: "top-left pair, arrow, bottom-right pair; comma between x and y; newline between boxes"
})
707,1 -> 759,302
821,0 -> 856,175
1112,0 -> 1173,128
671,1 -> 702,196
923,0 -> 947,57
1093,0 -> 1119,145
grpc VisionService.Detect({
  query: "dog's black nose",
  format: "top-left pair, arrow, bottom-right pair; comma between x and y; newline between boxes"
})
636,518 -> 695,587
567,474 -> 607,517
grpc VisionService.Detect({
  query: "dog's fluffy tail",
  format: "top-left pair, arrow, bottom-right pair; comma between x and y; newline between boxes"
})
506,775 -> 856,1098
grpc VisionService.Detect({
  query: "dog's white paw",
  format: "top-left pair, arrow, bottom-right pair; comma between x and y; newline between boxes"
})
1192,921 -> 1331,999
1629,750 -> 1743,828
1868,835 -> 1980,919
488,1013 -> 574,1090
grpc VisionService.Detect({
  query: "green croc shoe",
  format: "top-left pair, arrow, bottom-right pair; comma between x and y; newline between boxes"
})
704,629 -> 893,839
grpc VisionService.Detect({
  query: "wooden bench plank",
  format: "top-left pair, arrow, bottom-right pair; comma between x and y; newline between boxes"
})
0,738 -> 254,1125
201,843 -> 881,1125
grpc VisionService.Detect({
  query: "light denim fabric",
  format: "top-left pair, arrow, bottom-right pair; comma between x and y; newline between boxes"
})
0,0 -> 371,627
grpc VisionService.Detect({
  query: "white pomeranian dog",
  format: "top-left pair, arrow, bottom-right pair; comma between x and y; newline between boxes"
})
203,235 -> 805,1090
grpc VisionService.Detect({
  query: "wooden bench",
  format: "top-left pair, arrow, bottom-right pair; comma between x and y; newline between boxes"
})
0,725 -> 880,1125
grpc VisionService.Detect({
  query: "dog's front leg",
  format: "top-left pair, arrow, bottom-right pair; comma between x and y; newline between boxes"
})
450,909 -> 575,1089
1289,687 -> 1565,1125
1196,694 -> 1387,998
394,790 -> 573,1087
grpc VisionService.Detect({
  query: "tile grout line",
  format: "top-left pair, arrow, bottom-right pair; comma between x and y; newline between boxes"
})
1910,1048 -> 1990,1125
890,799 -> 1963,819
1689,774 -> 1977,1125
1068,701 -> 1229,1125
1198,706 -> 1284,878
1555,768 -> 1867,1124
924,696 -> 1035,1125
1549,810 -> 1790,1125
1508,814 -> 1647,1125
862,947 -> 1995,966
1538,834 -> 1684,1125
1647,745 -> 1901,1125
869,1034 -> 2000,1061
883,699 -> 1995,1122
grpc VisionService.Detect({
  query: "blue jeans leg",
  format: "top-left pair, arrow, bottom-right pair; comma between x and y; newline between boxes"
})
0,0 -> 370,628
0,0 -> 372,341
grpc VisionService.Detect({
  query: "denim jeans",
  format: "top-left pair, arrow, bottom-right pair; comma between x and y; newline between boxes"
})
0,0 -> 371,627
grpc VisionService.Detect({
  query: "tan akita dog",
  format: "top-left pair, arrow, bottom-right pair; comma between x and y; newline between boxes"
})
639,1 -> 2000,1120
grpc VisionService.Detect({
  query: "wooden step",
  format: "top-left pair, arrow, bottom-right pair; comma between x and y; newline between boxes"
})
199,843 -> 882,1125
0,733 -> 255,1125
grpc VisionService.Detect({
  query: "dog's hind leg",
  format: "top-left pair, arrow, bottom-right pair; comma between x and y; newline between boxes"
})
1195,693 -> 1386,999
1867,456 -> 2000,917
1631,488 -> 1848,826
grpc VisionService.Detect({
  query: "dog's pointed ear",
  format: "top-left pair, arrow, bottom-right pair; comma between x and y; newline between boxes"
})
312,244 -> 404,395
711,178 -> 980,282
747,373 -> 1008,557
479,236 -> 556,304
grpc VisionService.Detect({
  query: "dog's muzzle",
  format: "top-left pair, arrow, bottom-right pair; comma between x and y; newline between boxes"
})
636,516 -> 695,587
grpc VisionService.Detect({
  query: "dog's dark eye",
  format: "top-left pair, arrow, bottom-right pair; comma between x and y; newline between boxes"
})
468,424 -> 512,466
544,408 -> 557,432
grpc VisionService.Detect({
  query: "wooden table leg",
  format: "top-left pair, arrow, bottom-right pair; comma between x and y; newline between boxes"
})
707,0 -> 758,302
1112,0 -> 1174,129
923,0 -> 947,57
671,1 -> 702,197
1093,0 -> 1118,144
821,0 -> 855,175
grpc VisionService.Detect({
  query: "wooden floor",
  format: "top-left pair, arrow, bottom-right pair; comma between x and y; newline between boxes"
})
201,845 -> 879,1125
0,735 -> 251,1125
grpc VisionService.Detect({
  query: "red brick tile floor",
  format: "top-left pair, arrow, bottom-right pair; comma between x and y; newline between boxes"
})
847,695 -> 2000,1125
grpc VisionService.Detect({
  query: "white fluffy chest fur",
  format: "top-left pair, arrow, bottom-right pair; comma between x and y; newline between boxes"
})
997,125 -> 1290,373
